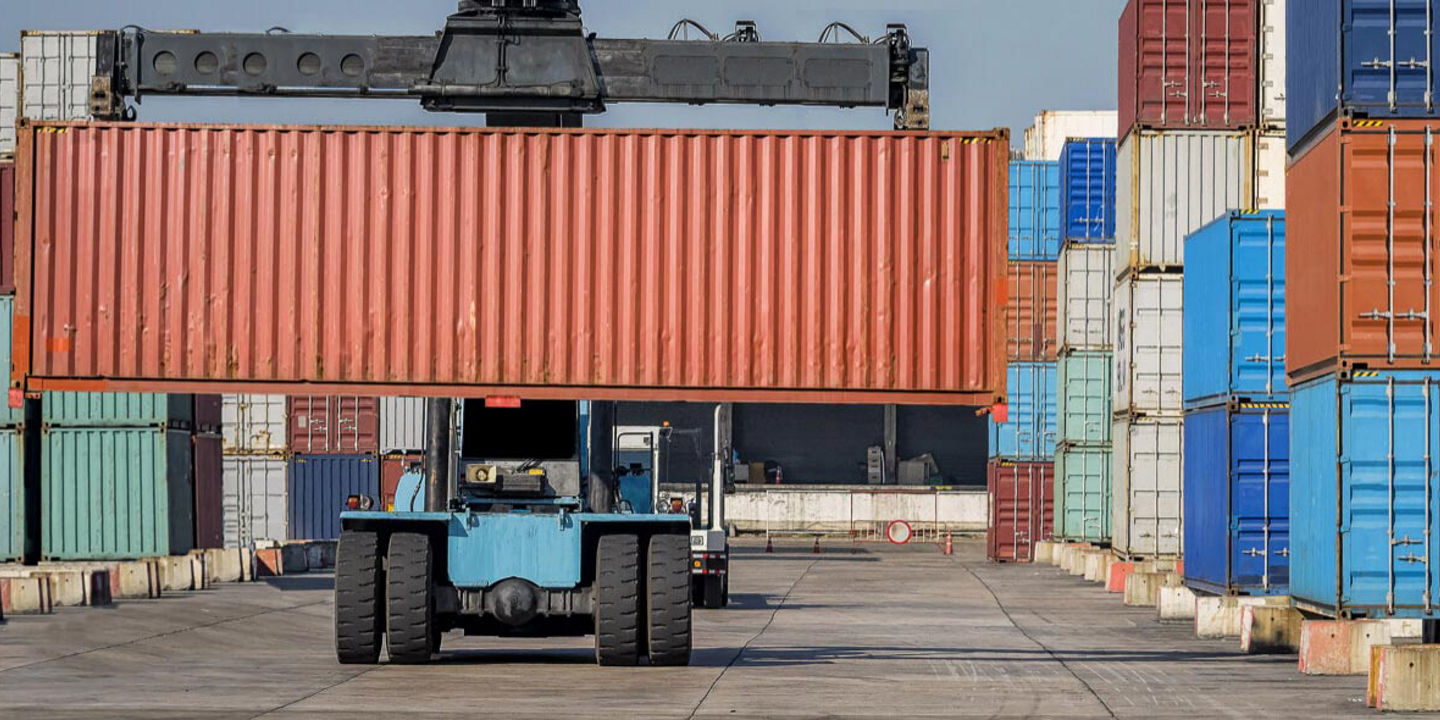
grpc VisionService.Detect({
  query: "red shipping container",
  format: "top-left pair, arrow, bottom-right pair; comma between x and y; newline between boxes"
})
192,433 -> 224,550
0,161 -> 12,294
14,121 -> 1007,406
986,460 -> 1053,563
1287,119 -> 1440,383
288,396 -> 380,454
1118,0 -> 1258,140
1006,261 -> 1058,361
194,394 -> 222,433
381,453 -> 425,512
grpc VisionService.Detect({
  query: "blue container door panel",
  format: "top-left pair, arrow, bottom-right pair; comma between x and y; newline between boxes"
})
990,363 -> 1057,459
1230,214 -> 1286,400
1230,409 -> 1289,593
1183,408 -> 1228,592
288,455 -> 379,541
1346,1 -> 1436,114
1060,139 -> 1117,243
1009,161 -> 1062,259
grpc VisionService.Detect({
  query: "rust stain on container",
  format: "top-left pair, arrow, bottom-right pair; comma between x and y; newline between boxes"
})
1006,261 -> 1058,361
15,122 -> 1008,405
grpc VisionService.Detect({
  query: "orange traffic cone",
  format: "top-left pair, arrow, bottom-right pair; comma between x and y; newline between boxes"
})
944,531 -> 953,556
765,536 -> 773,553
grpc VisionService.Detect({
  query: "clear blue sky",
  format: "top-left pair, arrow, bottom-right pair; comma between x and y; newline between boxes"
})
2,0 -> 1125,133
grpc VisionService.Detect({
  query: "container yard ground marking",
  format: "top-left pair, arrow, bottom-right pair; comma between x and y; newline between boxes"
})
958,561 -> 1119,720
684,558 -> 819,720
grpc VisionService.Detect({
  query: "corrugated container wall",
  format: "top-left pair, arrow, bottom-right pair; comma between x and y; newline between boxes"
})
1006,261 -> 1059,361
221,395 -> 287,455
1183,404 -> 1290,596
989,362 -> 1057,460
17,123 -> 1008,406
0,54 -> 17,156
1009,160 -> 1062,260
0,428 -> 25,562
194,395 -> 222,433
1024,111 -> 1119,161
1258,0 -> 1287,129
1059,351 -> 1112,446
222,455 -> 288,548
1291,371 -> 1440,619
192,433 -> 224,549
1287,120 -> 1440,384
0,297 -> 23,427
986,460 -> 1054,562
43,392 -> 194,429
41,427 -> 194,560
1060,138 -> 1117,243
1058,243 -> 1115,349
287,396 -> 379,455
1118,0 -> 1259,140
1114,274 -> 1185,416
287,454 -> 378,541
19,32 -> 96,122
1,162 -> 13,294
380,397 -> 427,454
1183,211 -> 1286,408
1112,415 -> 1184,558
1055,445 -> 1112,542
1288,0 -> 1440,153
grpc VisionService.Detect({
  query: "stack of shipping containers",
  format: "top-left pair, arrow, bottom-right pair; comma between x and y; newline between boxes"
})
220,396 -> 289,547
1111,0 -> 1285,560
286,397 -> 380,540
1287,3 -> 1440,621
986,147 -> 1060,562
1054,137 -> 1118,546
0,52 -> 18,563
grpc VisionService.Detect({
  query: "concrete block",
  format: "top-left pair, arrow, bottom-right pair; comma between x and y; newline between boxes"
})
113,561 -> 161,599
1067,549 -> 1094,577
281,544 -> 309,574
1106,561 -> 1136,593
255,548 -> 283,577
1240,605 -> 1304,654
0,576 -> 54,614
1151,558 -> 1178,573
1083,552 -> 1108,582
1300,619 -> 1427,676
200,548 -> 252,584
1193,595 -> 1289,639
1156,585 -> 1197,622
157,555 -> 202,591
1371,645 -> 1440,711
1033,541 -> 1055,565
1123,571 -> 1165,607
39,571 -> 91,607
1058,544 -> 1088,573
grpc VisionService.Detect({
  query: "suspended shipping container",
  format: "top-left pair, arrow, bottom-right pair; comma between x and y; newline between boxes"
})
1055,444 -> 1112,543
221,454 -> 288,548
1118,0 -> 1259,139
0,161 -> 13,294
1006,261 -> 1059,361
1183,210 -> 1286,408
0,54 -> 16,156
1025,110 -> 1118,161
287,396 -> 380,455
1291,370 -> 1440,619
986,460 -> 1054,563
1058,242 -> 1115,350
1113,415 -> 1183,558
380,397 -> 427,454
1183,403 -> 1289,596
1009,160 -> 1062,260
989,362 -> 1057,460
1059,351 -> 1113,446
1288,0 -> 1440,153
0,427 -> 26,562
221,394 -> 287,455
19,31 -> 97,122
287,454 -> 378,541
41,427 -> 194,560
1059,138 -> 1117,244
193,433 -> 224,550
1287,119 -> 1440,384
381,453 -> 425,512
1114,274 -> 1185,416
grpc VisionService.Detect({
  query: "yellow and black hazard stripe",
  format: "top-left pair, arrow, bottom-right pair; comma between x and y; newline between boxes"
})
1239,401 -> 1290,410
1352,119 -> 1386,128
1352,370 -> 1381,378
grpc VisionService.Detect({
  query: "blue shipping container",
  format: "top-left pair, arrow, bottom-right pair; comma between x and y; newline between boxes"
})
288,454 -> 379,541
1292,371 -> 1440,619
990,362 -> 1057,460
1183,211 -> 1286,408
1183,404 -> 1290,596
1009,161 -> 1062,260
1290,1 -> 1440,153
1059,138 -> 1117,243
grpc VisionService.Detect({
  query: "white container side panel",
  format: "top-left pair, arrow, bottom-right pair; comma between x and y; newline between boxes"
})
221,394 -> 287,455
1112,416 -> 1183,558
1116,130 -> 1252,275
1254,131 -> 1286,211
1058,242 -> 1115,349
221,455 -> 288,548
1113,275 -> 1184,416
20,32 -> 97,121
1024,110 -> 1119,161
380,397 -> 427,453
0,55 -> 17,157
1259,0 -> 1286,128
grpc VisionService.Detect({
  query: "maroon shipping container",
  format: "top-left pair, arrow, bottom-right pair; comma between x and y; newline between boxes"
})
986,460 -> 1054,563
192,433 -> 224,550
1006,261 -> 1058,361
0,161 -> 12,294
381,453 -> 425,511
194,394 -> 222,433
288,396 -> 380,454
1118,0 -> 1258,140
14,121 -> 1008,406
1288,119 -> 1440,383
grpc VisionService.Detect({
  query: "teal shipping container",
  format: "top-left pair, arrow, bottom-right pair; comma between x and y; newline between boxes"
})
1058,351 -> 1112,446
0,428 -> 26,562
0,296 -> 24,426
41,427 -> 194,560
1054,444 -> 1112,543
43,392 -> 194,429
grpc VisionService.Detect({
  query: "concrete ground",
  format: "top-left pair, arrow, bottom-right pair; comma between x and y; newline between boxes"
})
0,537 -> 1417,719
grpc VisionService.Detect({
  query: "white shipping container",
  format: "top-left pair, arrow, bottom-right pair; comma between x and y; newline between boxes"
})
381,397 -> 428,453
221,394 -> 287,455
20,31 -> 98,121
1115,130 -> 1254,275
1113,274 -> 1184,416
1112,415 -> 1183,558
1058,242 -> 1115,350
0,54 -> 17,157
222,455 -> 288,548
1024,110 -> 1118,161
1259,0 -> 1286,129
1254,131 -> 1286,211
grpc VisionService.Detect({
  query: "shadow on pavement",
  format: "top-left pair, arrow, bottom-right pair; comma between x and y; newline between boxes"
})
261,574 -> 336,592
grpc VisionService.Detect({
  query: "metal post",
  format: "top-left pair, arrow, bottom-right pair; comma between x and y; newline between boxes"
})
1262,408 -> 1272,590
1266,215 -> 1276,394
1426,378 -> 1434,613
1391,0 -> 1399,109
883,404 -> 898,485
1426,126 -> 1434,361
425,398 -> 454,513
1388,378 -> 1397,614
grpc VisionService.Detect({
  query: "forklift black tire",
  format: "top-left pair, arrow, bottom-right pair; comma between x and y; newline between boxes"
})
691,577 -> 705,607
645,534 -> 692,666
386,532 -> 435,664
334,529 -> 385,664
594,534 -> 641,666
702,575 -> 724,610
